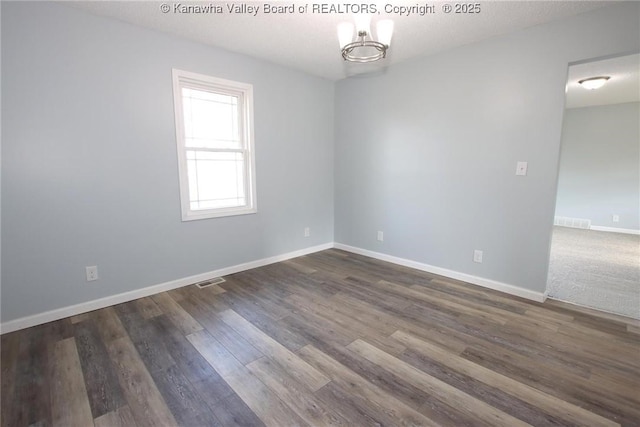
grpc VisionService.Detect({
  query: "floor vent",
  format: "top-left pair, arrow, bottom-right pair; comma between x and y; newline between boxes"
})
195,277 -> 226,289
554,216 -> 592,230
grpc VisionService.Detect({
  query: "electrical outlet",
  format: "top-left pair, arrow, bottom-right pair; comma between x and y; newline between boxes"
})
377,231 -> 384,242
473,250 -> 483,263
612,214 -> 620,223
304,227 -> 310,237
86,266 -> 99,282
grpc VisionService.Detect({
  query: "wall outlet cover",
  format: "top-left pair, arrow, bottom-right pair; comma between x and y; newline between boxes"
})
86,266 -> 99,281
516,161 -> 528,176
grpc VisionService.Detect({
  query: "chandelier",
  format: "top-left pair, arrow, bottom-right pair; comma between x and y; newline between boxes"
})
338,16 -> 394,63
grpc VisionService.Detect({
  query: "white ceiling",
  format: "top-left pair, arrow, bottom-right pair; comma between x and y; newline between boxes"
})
565,53 -> 640,109
65,1 -> 616,81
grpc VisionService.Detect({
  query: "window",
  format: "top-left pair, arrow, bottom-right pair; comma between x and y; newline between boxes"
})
172,69 -> 256,221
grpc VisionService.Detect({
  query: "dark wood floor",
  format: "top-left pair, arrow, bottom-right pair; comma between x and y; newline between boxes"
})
2,249 -> 639,427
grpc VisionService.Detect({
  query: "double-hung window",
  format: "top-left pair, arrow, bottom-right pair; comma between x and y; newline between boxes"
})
172,69 -> 256,221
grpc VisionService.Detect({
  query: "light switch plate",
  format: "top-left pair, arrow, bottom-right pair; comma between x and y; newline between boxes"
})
516,161 -> 528,176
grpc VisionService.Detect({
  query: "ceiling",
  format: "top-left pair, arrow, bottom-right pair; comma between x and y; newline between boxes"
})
66,1 -> 616,81
565,53 -> 640,109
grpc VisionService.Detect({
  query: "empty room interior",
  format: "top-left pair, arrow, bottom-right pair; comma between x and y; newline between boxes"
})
1,1 -> 639,426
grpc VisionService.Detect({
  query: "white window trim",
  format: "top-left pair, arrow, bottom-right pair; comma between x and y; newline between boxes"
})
172,68 -> 257,221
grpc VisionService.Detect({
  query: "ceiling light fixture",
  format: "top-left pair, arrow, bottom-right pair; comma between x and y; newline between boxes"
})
338,15 -> 394,63
578,76 -> 610,90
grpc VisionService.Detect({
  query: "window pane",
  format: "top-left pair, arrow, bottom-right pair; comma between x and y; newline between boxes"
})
186,150 -> 246,211
173,70 -> 255,220
182,88 -> 240,149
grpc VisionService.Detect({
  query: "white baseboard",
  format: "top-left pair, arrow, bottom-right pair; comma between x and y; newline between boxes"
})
590,225 -> 640,235
0,242 -> 333,334
1,240 -> 549,334
334,243 -> 548,303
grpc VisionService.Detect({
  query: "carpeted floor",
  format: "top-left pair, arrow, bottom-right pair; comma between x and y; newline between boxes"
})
547,226 -> 640,319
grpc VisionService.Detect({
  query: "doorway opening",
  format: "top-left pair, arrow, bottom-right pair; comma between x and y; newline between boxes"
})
547,53 -> 640,319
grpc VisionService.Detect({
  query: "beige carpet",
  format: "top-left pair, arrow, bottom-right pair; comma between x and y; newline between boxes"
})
547,226 -> 640,319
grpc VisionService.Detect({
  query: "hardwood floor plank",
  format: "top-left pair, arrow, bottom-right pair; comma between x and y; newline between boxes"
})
407,281 -> 562,333
219,309 -> 330,391
298,344 -> 440,427
333,291 -> 469,354
73,319 -> 126,418
217,291 -> 308,351
50,337 -> 93,427
149,364 -> 222,427
106,336 -> 177,427
460,343 -> 640,424
378,279 -> 510,326
136,296 -> 163,319
280,310 -> 355,349
294,333 -> 479,426
179,295 -> 263,365
210,393 -> 266,427
286,292 -> 397,338
282,259 -> 317,274
150,314 -> 231,388
219,276 -> 293,320
70,313 -> 90,324
166,286 -> 192,302
115,302 -> 176,374
403,302 -> 595,379
274,275 -> 343,303
150,315 -> 236,412
190,286 -> 233,313
398,346 -> 571,426
0,332 -> 20,427
246,356 -> 348,426
13,325 -> 52,426
94,405 -> 138,427
339,275 -> 416,312
313,381 -> 404,426
545,299 -> 640,328
91,306 -> 128,344
285,292 -> 404,356
346,339 -> 532,427
391,330 -> 620,427
187,329 -> 307,427
151,292 -> 203,335
205,283 -> 227,294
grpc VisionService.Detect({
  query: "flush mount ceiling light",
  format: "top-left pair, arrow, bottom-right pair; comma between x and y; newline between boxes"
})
338,15 -> 394,63
578,76 -> 611,90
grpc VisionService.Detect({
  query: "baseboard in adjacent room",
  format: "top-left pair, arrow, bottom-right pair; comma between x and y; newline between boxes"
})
590,225 -> 640,235
0,242 -> 334,334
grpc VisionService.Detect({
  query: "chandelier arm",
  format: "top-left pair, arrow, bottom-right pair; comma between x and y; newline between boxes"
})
341,40 -> 387,63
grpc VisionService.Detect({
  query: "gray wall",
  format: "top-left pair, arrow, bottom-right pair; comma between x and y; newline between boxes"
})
3,2 -> 639,323
1,2 -> 334,322
555,102 -> 640,230
334,3 -> 640,293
